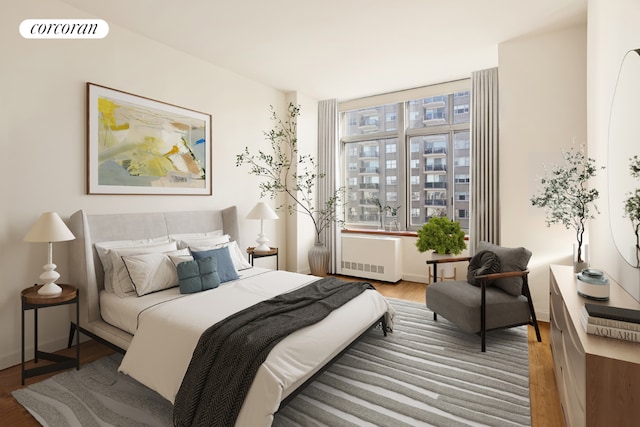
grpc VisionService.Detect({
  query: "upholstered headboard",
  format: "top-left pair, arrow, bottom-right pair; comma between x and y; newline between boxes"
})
67,206 -> 239,351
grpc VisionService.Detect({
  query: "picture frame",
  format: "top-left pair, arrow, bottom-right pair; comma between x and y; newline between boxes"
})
87,83 -> 212,195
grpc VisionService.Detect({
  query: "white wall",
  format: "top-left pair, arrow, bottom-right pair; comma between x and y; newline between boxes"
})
499,24 -> 588,321
0,0 -> 290,370
587,0 -> 640,300
284,92 -> 319,273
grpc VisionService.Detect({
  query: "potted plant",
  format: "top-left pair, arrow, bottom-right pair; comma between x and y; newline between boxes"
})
623,155 -> 640,268
385,205 -> 401,231
416,216 -> 466,255
236,103 -> 344,276
530,145 -> 604,272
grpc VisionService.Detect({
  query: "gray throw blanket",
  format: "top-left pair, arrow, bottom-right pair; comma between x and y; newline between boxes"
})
173,277 -> 375,427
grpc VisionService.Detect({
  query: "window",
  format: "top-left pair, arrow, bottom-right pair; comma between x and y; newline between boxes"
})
341,83 -> 471,232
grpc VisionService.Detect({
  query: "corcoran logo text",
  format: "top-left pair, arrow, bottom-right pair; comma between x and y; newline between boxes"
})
20,19 -> 109,39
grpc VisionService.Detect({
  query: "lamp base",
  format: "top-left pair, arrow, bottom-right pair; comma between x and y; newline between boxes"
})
255,232 -> 271,252
38,263 -> 62,296
38,282 -> 63,296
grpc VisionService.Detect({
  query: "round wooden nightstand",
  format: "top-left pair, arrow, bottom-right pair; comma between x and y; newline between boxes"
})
20,284 -> 80,384
247,247 -> 279,269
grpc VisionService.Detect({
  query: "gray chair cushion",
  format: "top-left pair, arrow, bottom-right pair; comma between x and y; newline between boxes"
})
426,280 -> 531,333
477,241 -> 532,296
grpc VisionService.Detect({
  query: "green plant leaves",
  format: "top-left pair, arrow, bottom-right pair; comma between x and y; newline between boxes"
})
236,103 -> 344,242
530,145 -> 604,253
416,217 -> 466,255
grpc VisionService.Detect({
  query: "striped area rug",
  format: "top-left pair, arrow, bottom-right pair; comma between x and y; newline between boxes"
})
12,298 -> 530,426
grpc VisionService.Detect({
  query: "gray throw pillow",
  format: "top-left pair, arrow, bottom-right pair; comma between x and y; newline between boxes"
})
177,256 -> 221,294
467,250 -> 501,286
476,241 -> 532,296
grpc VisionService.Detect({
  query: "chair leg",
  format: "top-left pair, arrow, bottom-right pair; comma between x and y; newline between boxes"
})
68,322 -> 77,349
433,312 -> 438,321
523,279 -> 542,342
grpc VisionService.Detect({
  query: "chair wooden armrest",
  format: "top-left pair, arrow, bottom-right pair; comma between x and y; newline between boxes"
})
474,269 -> 530,282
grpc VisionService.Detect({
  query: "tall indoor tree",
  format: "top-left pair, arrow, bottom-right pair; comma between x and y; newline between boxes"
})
236,103 -> 344,275
531,145 -> 604,272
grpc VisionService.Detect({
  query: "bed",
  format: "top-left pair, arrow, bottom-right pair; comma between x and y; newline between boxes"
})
67,206 -> 392,427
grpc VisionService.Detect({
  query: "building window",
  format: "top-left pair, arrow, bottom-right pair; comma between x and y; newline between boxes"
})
341,83 -> 471,232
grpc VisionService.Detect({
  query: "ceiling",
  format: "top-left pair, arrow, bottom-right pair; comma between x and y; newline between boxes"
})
60,0 -> 587,101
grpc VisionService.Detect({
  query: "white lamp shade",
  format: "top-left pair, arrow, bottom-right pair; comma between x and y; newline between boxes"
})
247,202 -> 278,252
24,212 -> 75,243
246,202 -> 279,220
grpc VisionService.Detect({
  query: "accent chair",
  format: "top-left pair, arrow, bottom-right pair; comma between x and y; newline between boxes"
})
425,241 -> 542,352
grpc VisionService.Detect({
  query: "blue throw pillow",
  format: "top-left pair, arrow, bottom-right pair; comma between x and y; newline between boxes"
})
176,256 -> 221,294
191,246 -> 240,283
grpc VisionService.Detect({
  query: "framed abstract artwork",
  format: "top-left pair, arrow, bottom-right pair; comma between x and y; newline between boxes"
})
87,83 -> 212,195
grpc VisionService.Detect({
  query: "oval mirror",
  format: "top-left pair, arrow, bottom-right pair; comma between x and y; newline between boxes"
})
608,48 -> 640,268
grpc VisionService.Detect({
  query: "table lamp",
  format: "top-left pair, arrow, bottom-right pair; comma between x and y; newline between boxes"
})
246,202 -> 278,252
24,212 -> 76,296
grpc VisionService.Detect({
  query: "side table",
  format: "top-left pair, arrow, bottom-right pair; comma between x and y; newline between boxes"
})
426,256 -> 471,283
247,247 -> 279,269
21,284 -> 80,385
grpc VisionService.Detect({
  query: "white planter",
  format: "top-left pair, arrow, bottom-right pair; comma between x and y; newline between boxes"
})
308,242 -> 330,277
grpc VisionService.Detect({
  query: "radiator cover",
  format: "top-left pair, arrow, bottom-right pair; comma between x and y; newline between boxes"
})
340,235 -> 402,282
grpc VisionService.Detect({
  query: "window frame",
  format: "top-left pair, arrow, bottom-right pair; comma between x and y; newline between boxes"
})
340,79 -> 470,232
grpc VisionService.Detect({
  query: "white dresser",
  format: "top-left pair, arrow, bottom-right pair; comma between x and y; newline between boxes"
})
549,265 -> 640,426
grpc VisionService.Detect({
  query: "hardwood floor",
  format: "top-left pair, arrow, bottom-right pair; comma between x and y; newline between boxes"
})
0,278 -> 564,426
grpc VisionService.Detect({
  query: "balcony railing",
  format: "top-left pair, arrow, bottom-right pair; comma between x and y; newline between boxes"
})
359,167 -> 380,174
359,151 -> 379,158
359,183 -> 380,189
424,164 -> 447,172
424,147 -> 447,155
425,182 -> 447,189
425,199 -> 447,206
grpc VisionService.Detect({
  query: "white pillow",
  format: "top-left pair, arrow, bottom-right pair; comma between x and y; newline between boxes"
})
173,234 -> 230,250
95,237 -> 171,293
190,240 -> 252,271
108,241 -> 178,297
123,248 -> 190,296
169,253 -> 194,265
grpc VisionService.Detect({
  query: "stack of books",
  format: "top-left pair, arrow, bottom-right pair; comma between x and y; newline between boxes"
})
580,303 -> 640,343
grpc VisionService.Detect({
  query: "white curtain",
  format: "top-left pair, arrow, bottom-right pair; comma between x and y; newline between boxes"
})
470,67 -> 500,253
317,99 -> 340,273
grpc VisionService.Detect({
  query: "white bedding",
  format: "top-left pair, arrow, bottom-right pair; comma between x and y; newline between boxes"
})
117,269 -> 392,427
100,267 -> 268,335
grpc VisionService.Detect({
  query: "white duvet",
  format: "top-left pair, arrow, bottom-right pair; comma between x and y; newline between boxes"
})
118,269 -> 392,427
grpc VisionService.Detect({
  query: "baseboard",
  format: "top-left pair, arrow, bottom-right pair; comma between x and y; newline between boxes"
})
402,273 -> 429,284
